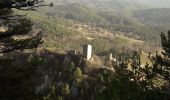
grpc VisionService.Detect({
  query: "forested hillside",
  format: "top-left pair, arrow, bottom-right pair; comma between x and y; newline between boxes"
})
39,4 -> 109,24
137,0 -> 170,8
1,0 -> 170,100
133,8 -> 170,27
49,0 -> 146,13
14,3 -> 170,53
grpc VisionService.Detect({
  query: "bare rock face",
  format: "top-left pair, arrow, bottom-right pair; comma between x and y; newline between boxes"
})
71,81 -> 78,98
35,75 -> 50,94
63,55 -> 71,68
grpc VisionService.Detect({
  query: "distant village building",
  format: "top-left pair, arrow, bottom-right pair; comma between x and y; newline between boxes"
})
109,53 -> 113,60
83,44 -> 92,60
35,75 -> 50,94
109,53 -> 117,62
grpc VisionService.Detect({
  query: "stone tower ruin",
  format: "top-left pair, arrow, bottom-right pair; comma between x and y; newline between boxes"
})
83,44 -> 92,60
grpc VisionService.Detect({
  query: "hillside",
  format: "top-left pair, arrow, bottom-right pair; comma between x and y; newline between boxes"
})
16,9 -> 155,55
133,8 -> 170,27
37,4 -> 164,41
2,1 -> 170,100
137,0 -> 170,8
14,3 -> 168,54
52,0 -> 170,9
48,0 -> 147,13
39,4 -> 109,24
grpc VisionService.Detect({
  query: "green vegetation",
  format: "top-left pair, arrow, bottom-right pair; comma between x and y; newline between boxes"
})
0,0 -> 43,53
42,4 -> 109,24
38,4 -> 165,42
1,31 -> 170,99
1,0 -> 170,100
14,3 -> 167,54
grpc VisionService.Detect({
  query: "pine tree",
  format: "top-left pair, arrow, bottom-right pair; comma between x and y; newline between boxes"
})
74,67 -> 83,86
161,30 -> 170,57
61,83 -> 70,95
153,31 -> 170,82
0,0 -> 52,53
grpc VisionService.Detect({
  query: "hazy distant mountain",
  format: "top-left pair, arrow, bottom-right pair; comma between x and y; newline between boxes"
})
133,8 -> 170,26
47,0 -> 170,9
39,3 -> 109,24
47,0 -> 147,13
137,0 -> 170,8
